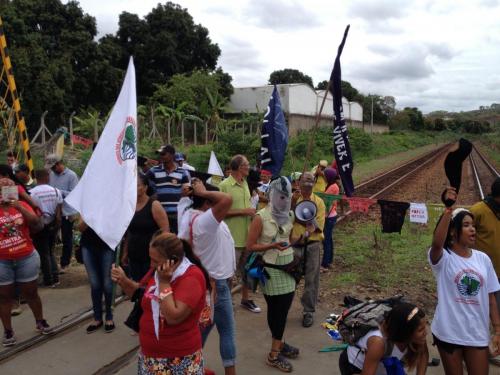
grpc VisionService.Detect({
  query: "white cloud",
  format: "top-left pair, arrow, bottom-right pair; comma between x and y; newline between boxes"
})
72,0 -> 500,113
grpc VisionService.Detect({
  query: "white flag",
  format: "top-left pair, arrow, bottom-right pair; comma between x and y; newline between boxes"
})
66,58 -> 137,249
207,151 -> 223,176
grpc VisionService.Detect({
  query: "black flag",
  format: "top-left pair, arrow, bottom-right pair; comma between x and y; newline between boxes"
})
329,25 -> 355,196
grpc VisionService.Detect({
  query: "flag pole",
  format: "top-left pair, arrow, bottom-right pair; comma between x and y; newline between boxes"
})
302,79 -> 332,173
112,245 -> 121,307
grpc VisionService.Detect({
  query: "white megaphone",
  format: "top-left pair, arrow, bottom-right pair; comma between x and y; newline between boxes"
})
294,200 -> 318,237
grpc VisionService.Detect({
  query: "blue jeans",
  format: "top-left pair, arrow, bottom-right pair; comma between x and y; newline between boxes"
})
201,278 -> 236,367
60,217 -> 74,267
322,216 -> 337,267
82,245 -> 114,321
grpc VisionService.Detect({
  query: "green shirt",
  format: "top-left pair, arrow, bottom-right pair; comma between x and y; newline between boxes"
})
219,175 -> 251,248
257,207 -> 296,296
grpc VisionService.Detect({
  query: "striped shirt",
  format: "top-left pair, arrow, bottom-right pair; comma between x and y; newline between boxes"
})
146,164 -> 190,214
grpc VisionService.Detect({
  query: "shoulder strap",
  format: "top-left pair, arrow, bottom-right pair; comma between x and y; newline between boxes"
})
383,340 -> 394,358
189,212 -> 201,248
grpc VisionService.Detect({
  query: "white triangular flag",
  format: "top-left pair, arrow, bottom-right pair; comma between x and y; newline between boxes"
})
207,151 -> 223,176
66,58 -> 137,249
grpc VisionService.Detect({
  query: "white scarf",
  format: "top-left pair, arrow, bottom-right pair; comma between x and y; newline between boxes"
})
148,256 -> 193,340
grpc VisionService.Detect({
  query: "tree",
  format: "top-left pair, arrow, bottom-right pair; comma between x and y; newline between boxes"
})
380,96 -> 396,119
316,80 -> 329,90
341,81 -> 360,102
403,107 -> 425,131
107,3 -> 221,101
151,70 -> 227,117
1,0 -> 119,131
433,118 -> 447,131
268,69 -> 314,88
362,95 -> 388,124
388,111 -> 410,130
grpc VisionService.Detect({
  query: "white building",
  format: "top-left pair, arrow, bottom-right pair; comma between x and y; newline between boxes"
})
228,84 -> 365,135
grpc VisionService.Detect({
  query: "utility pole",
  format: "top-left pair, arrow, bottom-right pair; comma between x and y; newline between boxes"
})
370,95 -> 374,135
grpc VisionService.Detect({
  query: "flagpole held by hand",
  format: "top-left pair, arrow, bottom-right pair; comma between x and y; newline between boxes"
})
112,245 -> 122,307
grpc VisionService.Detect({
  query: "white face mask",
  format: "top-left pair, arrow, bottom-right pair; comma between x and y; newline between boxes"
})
268,177 -> 292,226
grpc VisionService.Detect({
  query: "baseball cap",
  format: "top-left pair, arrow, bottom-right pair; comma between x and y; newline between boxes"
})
44,154 -> 62,169
156,144 -> 175,155
319,160 -> 328,168
174,152 -> 184,161
260,169 -> 272,176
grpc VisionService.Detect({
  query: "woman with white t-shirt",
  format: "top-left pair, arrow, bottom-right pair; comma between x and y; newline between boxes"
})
339,302 -> 429,375
430,187 -> 500,374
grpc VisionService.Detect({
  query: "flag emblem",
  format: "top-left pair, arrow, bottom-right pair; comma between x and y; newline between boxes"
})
116,116 -> 137,164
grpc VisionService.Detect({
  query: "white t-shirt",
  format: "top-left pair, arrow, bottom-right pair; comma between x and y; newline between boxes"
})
30,184 -> 63,225
178,208 -> 236,280
347,329 -> 405,374
429,248 -> 500,346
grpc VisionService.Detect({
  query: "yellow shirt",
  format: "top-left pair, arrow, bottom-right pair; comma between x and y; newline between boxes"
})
219,175 -> 251,248
311,166 -> 327,193
292,193 -> 326,241
470,201 -> 500,275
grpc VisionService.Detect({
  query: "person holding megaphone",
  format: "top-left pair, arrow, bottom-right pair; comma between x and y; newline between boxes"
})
291,172 -> 326,328
247,176 -> 301,372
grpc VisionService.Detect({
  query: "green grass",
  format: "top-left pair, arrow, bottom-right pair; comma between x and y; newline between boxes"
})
332,216 -> 436,292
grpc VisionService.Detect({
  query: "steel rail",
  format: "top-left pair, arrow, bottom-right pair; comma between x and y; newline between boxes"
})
472,145 -> 500,178
0,295 -> 126,363
355,144 -> 450,191
367,147 -> 448,200
469,152 -> 485,200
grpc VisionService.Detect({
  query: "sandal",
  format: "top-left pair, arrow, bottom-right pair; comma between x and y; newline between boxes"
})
281,342 -> 299,359
266,351 -> 293,372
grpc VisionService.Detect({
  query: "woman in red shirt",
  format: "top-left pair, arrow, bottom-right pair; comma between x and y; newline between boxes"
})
112,231 -> 210,374
0,178 -> 50,347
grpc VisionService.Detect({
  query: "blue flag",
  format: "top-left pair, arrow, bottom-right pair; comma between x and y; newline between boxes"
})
329,25 -> 355,196
260,86 -> 288,176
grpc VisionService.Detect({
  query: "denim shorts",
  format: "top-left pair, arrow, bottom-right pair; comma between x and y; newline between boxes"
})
0,251 -> 40,285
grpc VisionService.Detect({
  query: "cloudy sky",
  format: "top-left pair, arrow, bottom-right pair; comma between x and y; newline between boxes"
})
74,0 -> 500,113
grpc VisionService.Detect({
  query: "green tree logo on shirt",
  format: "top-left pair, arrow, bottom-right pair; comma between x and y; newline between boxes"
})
457,273 -> 481,297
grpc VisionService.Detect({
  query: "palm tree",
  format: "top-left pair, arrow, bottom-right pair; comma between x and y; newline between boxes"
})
205,88 -> 228,142
184,114 -> 202,145
155,104 -> 172,143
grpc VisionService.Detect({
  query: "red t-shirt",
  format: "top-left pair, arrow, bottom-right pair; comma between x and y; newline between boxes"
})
139,265 -> 207,358
0,201 -> 36,260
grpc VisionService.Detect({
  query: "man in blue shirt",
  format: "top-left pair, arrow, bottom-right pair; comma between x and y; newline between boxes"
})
45,154 -> 79,269
146,145 -> 190,233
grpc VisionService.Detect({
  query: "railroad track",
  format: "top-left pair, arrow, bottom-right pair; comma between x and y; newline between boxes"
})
0,295 -> 126,364
354,144 -> 451,199
469,145 -> 499,200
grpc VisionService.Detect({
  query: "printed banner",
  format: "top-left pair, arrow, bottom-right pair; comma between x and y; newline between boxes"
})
330,25 -> 355,197
260,86 -> 288,176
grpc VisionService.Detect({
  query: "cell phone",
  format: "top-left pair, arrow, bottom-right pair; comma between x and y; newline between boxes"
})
280,242 -> 289,247
169,255 -> 179,263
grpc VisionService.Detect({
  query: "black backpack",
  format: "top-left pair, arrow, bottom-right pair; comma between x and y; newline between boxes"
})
337,296 -> 403,347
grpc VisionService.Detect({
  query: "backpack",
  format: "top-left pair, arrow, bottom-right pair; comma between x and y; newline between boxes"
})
337,296 -> 403,347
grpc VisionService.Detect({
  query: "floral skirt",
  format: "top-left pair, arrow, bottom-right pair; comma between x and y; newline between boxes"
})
138,350 -> 203,375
